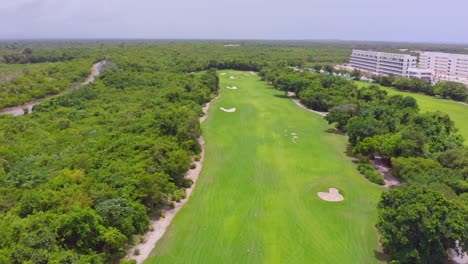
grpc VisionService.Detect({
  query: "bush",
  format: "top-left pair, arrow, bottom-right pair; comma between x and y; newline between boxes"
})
358,162 -> 385,185
182,179 -> 193,188
172,189 -> 186,202
189,163 -> 196,169
121,259 -> 137,264
133,248 -> 140,256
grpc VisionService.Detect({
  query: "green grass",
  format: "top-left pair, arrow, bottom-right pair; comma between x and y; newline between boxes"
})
145,71 -> 384,263
356,81 -> 468,144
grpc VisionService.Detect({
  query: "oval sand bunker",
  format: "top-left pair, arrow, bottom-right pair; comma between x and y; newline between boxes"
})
317,188 -> 344,202
220,107 -> 236,113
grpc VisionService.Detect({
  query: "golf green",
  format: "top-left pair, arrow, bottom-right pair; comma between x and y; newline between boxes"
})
356,81 -> 468,145
145,71 -> 384,263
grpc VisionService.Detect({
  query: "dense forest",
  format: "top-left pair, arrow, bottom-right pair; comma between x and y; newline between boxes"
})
0,41 -> 467,263
260,67 -> 468,263
0,60 -> 219,262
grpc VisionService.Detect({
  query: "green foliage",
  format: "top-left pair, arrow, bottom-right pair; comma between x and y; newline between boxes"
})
378,186 -> 468,263
433,81 -> 468,102
357,162 -> 385,185
374,75 -> 468,103
0,59 -> 91,108
392,157 -> 442,182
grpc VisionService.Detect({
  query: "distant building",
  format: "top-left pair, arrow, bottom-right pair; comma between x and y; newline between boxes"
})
349,50 -> 417,77
223,44 -> 240,47
419,51 -> 468,85
406,68 -> 433,82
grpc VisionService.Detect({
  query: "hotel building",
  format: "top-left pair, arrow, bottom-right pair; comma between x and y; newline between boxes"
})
419,51 -> 468,85
350,50 -> 417,77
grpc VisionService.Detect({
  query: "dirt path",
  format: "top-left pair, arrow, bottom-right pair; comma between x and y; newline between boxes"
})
0,61 -> 106,116
372,156 -> 400,187
287,92 -> 328,117
125,93 -> 220,264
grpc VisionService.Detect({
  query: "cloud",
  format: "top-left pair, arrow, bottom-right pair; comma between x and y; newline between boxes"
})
0,0 -> 467,42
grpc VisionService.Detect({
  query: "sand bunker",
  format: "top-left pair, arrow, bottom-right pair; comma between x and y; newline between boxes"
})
220,107 -> 236,113
317,188 -> 344,202
230,76 -> 236,80
226,86 -> 238,90
220,72 -> 227,75
244,71 -> 257,76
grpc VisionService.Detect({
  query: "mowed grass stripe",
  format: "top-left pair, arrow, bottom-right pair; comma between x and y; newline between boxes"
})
355,81 -> 468,144
146,71 -> 383,263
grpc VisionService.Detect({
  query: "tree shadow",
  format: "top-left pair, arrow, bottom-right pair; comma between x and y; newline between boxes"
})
345,144 -> 360,164
273,94 -> 289,99
324,128 -> 345,136
374,250 -> 390,262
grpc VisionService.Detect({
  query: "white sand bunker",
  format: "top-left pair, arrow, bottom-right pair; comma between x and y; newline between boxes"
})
220,107 -> 236,113
226,86 -> 238,90
220,72 -> 227,75
230,76 -> 236,80
317,188 -> 344,202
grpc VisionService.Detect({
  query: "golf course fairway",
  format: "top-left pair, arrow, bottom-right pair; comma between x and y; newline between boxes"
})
145,71 -> 384,263
356,81 -> 468,145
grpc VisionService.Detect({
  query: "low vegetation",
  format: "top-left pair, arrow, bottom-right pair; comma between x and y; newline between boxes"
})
357,162 -> 385,185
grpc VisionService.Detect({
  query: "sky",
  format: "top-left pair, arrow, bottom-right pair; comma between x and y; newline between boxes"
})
0,0 -> 467,43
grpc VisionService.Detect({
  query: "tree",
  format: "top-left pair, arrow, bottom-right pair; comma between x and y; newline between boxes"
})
325,104 -> 358,129
433,81 -> 468,102
312,65 -> 322,73
345,116 -> 383,145
57,206 -> 105,252
350,69 -> 362,80
323,64 -> 334,73
378,186 -> 468,264
102,227 -> 127,253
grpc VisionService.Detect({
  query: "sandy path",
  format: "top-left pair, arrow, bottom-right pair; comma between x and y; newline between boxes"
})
0,61 -> 105,116
372,156 -> 400,187
287,92 -> 328,117
125,93 -> 220,263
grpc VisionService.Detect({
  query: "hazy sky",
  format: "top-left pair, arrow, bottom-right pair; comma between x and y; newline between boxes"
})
0,0 -> 467,43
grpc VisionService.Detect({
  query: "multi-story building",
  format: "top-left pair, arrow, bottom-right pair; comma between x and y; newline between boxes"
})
350,50 -> 417,77
406,68 -> 433,81
419,51 -> 468,85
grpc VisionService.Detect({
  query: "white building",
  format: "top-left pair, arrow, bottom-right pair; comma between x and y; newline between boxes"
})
350,50 -> 417,77
406,68 -> 433,81
419,51 -> 468,85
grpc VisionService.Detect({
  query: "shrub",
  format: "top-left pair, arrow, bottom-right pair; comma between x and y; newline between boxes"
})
182,179 -> 193,188
190,163 -> 196,169
358,162 -> 385,185
133,248 -> 140,256
121,260 -> 137,264
172,189 -> 186,202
